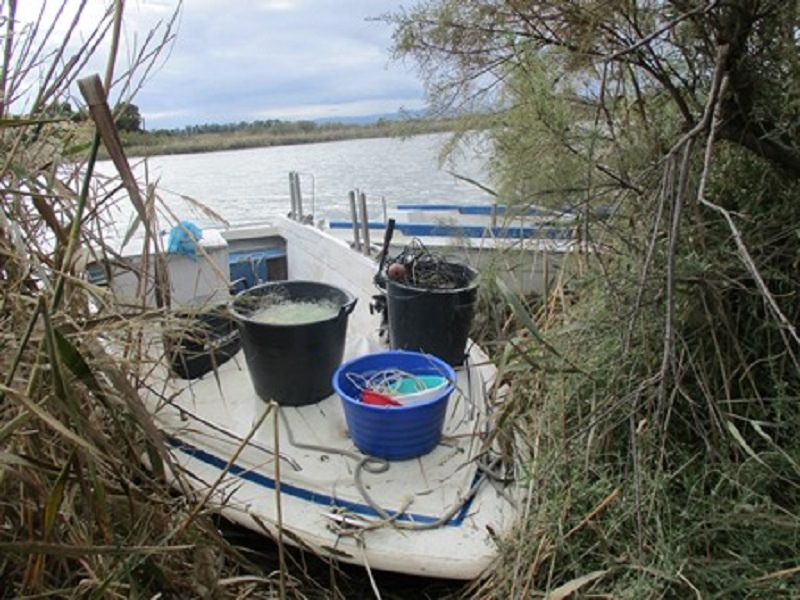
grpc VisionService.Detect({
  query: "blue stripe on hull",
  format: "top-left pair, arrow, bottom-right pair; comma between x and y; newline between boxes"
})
166,435 -> 476,527
328,220 -> 574,240
395,204 -> 570,217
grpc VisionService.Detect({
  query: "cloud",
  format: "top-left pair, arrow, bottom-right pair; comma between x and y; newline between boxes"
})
13,1 -> 422,128
130,0 -> 423,128
251,97 -> 425,121
257,0 -> 301,10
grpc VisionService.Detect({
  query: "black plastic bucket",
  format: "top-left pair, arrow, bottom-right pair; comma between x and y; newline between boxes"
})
231,281 -> 357,406
165,306 -> 241,380
385,263 -> 478,366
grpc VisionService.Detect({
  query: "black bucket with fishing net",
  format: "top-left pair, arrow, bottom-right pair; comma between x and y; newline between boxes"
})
380,243 -> 478,366
231,280 -> 357,406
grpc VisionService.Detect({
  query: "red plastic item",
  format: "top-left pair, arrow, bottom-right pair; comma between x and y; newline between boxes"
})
360,389 -> 402,406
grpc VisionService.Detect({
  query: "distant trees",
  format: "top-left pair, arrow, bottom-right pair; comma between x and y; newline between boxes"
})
114,102 -> 142,132
173,118 -> 320,136
41,100 -> 144,131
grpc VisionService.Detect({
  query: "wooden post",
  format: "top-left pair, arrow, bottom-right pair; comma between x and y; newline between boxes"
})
359,191 -> 371,256
78,75 -> 146,221
348,190 -> 361,251
78,74 -> 170,308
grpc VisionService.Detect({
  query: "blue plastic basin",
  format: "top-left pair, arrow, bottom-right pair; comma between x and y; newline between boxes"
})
332,350 -> 456,460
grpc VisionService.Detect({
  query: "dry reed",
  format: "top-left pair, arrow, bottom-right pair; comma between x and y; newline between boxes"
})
0,3 -> 315,597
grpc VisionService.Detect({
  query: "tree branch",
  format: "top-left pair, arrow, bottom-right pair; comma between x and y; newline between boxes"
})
716,119 -> 800,179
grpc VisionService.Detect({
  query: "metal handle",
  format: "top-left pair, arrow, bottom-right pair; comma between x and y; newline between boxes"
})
341,297 -> 358,316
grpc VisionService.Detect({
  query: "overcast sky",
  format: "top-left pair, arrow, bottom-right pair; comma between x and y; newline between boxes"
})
22,1 -> 425,129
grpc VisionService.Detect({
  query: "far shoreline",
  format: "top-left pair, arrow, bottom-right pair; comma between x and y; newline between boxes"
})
118,117 -> 460,159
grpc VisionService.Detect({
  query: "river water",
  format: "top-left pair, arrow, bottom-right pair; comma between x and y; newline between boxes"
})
99,132 -> 494,236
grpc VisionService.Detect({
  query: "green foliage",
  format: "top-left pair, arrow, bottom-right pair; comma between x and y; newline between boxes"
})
114,102 -> 142,132
490,54 -> 597,211
391,0 -> 800,596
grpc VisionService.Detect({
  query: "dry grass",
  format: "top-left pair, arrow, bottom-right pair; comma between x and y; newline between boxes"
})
0,3 -> 312,597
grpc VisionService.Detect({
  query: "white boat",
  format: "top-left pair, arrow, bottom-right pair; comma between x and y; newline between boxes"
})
101,217 -> 521,580
328,202 -> 578,242
321,199 -> 588,296
281,173 -> 602,296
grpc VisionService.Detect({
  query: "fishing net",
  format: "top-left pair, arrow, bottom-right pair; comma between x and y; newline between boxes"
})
382,239 -> 469,290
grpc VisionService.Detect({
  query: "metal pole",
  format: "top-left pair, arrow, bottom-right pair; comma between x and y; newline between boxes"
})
292,172 -> 304,221
543,250 -> 550,303
307,172 -> 315,220
348,190 -> 361,251
359,191 -> 371,256
288,172 -> 297,219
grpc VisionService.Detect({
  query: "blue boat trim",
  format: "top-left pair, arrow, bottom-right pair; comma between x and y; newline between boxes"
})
457,205 -> 573,217
165,434 -> 476,527
395,223 -> 574,240
395,203 -> 464,211
395,203 -> 573,217
228,248 -> 287,290
328,220 -> 574,240
329,221 -> 386,230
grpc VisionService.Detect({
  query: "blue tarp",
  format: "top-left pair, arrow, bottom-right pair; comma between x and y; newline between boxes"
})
167,221 -> 203,257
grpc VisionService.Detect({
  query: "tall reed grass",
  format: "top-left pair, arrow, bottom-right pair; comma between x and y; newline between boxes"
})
0,3 -> 315,597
